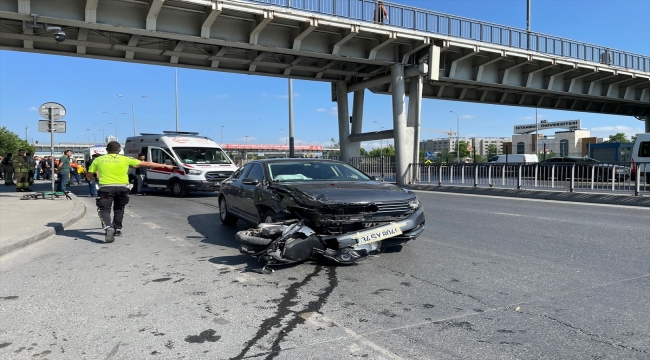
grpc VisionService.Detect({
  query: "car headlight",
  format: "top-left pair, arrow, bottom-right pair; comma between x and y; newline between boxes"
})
185,168 -> 202,175
408,198 -> 420,209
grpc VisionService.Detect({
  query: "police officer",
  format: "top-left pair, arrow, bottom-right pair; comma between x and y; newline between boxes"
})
86,141 -> 174,243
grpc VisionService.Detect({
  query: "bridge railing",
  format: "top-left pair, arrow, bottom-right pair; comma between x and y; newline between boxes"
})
244,0 -> 650,72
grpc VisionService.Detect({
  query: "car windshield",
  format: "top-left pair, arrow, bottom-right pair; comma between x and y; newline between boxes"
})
172,147 -> 231,164
268,161 -> 371,182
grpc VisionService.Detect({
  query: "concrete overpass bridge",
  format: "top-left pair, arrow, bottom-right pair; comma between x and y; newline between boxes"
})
1,0 -> 649,185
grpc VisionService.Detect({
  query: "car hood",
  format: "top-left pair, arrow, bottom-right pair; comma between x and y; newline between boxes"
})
273,181 -> 413,205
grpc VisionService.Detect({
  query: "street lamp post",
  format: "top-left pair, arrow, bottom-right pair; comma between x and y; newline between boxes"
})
220,125 -> 224,144
244,135 -> 249,145
103,111 -> 128,141
450,110 -> 460,163
99,123 -> 113,143
373,120 -> 385,180
117,95 -> 147,136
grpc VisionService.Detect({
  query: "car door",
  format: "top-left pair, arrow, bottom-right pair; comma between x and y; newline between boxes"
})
239,162 -> 267,221
147,147 -> 175,188
227,163 -> 254,216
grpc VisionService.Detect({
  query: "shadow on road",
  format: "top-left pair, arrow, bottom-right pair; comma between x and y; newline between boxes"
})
59,228 -> 105,244
187,213 -> 248,249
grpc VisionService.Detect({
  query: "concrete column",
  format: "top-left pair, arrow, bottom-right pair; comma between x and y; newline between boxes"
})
407,75 -> 423,183
350,90 -> 365,158
646,115 -> 650,133
336,81 -> 351,163
391,64 -> 408,186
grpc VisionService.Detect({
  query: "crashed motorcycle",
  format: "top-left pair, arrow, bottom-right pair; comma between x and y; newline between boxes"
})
236,219 -> 393,274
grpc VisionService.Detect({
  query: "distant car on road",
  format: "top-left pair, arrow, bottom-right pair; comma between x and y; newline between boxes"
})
218,158 -> 425,249
539,156 -> 629,181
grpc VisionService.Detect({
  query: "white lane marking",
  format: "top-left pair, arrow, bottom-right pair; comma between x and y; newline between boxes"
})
411,189 -> 650,210
143,222 -> 162,229
494,212 -> 522,217
124,209 -> 141,218
167,235 -> 193,247
301,312 -> 405,360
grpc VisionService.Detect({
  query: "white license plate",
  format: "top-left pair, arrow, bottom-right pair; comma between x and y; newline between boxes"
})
353,223 -> 403,246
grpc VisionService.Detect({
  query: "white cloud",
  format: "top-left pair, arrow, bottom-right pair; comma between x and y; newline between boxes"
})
215,94 -> 229,99
590,125 -> 644,139
28,106 -> 37,111
263,92 -> 299,99
461,115 -> 474,119
329,106 -> 337,116
316,108 -> 326,112
518,114 -> 547,121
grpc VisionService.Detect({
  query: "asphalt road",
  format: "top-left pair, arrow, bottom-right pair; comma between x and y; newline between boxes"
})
1,187 -> 649,359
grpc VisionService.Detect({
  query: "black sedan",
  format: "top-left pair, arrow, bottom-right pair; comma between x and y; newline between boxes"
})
218,159 -> 425,248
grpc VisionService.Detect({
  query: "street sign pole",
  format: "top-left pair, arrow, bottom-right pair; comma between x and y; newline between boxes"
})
50,107 -> 55,199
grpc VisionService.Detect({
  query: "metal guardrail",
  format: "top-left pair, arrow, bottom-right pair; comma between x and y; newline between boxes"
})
244,0 -> 650,72
411,162 -> 650,196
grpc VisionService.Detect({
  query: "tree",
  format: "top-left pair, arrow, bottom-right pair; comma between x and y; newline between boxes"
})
0,127 -> 34,156
631,133 -> 638,143
368,144 -> 395,157
604,132 -> 631,143
486,144 -> 498,159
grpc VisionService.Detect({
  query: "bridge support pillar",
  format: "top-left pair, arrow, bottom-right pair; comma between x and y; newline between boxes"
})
407,75 -> 423,183
336,81 -> 352,163
350,90 -> 364,157
391,64 -> 409,186
645,116 -> 650,133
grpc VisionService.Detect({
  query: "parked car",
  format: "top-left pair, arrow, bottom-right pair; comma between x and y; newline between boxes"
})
631,133 -> 650,183
218,159 -> 425,248
539,156 -> 630,181
487,154 -> 538,163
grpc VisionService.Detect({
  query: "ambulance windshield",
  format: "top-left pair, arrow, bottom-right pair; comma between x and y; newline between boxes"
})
173,147 -> 231,165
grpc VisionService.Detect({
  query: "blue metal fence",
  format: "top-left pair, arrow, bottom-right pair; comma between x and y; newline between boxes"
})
243,0 -> 650,72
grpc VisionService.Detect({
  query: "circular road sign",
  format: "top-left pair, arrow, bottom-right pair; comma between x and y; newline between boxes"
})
39,102 -> 67,120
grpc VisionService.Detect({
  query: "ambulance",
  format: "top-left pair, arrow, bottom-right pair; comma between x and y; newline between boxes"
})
124,131 -> 238,196
82,145 -> 124,164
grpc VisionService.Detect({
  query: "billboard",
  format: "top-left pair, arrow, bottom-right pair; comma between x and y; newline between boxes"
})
513,120 -> 581,134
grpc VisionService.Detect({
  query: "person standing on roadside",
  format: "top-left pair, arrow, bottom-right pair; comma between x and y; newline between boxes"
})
56,150 -> 73,192
86,153 -> 101,197
40,156 -> 50,180
2,153 -> 14,185
70,160 -> 82,185
26,152 -> 36,186
86,141 -> 175,243
135,153 -> 148,195
34,156 -> 42,180
13,149 -> 31,192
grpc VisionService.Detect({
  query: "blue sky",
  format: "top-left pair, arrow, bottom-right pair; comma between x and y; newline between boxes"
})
1,0 -> 648,150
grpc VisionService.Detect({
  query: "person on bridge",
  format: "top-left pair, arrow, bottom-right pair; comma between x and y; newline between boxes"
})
86,141 -> 174,243
374,1 -> 389,24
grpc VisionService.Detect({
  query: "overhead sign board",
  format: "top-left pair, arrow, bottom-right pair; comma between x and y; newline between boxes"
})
38,102 -> 67,120
38,120 -> 66,133
513,120 -> 581,134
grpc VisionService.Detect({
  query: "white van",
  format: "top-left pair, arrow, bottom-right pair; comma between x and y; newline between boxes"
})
487,154 -> 538,163
124,131 -> 238,196
631,133 -> 650,183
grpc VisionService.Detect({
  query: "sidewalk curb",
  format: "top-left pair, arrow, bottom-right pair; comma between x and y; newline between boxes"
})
0,194 -> 87,256
405,185 -> 650,207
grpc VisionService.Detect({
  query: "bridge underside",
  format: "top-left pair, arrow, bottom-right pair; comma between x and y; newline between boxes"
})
1,0 -> 649,185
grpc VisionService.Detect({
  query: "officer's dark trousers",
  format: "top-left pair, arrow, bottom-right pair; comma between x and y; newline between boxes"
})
96,186 -> 130,230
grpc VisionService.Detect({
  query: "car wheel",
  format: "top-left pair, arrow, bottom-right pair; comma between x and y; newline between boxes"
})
262,210 -> 280,224
219,196 -> 238,225
170,180 -> 187,197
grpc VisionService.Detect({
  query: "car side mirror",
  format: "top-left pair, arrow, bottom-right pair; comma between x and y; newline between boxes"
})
164,159 -> 173,165
242,177 -> 260,185
373,176 -> 383,181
